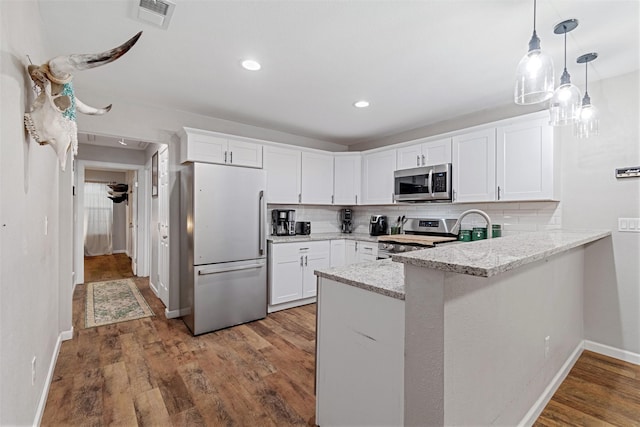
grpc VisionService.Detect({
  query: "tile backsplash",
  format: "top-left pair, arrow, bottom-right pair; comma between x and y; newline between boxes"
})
268,201 -> 562,236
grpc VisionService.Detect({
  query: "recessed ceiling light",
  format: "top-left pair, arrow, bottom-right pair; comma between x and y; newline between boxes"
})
353,100 -> 370,108
242,59 -> 261,71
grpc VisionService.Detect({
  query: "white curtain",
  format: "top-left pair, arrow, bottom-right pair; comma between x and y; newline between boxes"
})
84,182 -> 113,256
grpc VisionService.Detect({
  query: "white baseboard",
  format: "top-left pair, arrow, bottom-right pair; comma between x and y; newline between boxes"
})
584,340 -> 640,365
33,332 -> 64,426
60,327 -> 74,342
113,249 -> 127,254
149,280 -> 159,297
165,307 -> 190,319
518,341 -> 584,427
268,297 -> 316,313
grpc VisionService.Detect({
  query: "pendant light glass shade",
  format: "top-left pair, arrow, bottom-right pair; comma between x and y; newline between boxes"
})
549,19 -> 582,126
514,0 -> 554,105
574,52 -> 599,138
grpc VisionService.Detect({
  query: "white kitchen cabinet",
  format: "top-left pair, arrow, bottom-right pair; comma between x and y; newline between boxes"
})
179,127 -> 263,168
301,151 -> 334,204
397,138 -> 452,170
264,145 -> 302,204
361,148 -> 397,205
334,154 -> 361,205
346,240 -> 378,264
330,239 -> 346,267
452,128 -> 496,203
268,240 -> 330,311
496,117 -> 557,201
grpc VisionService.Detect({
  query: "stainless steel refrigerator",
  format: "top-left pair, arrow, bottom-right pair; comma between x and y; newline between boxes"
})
180,162 -> 267,335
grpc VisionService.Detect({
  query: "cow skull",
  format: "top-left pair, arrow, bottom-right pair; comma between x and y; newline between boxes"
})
24,31 -> 142,171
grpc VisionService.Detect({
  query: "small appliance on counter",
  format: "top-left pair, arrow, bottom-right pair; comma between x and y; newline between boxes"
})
295,221 -> 311,235
272,209 -> 296,236
369,215 -> 388,236
340,208 -> 353,234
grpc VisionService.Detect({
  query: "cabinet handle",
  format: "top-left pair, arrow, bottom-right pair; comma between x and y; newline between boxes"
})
305,255 -> 308,266
453,190 -> 456,202
363,247 -> 372,251
355,195 -> 358,204
392,193 -> 394,203
230,151 -> 233,163
300,247 -> 309,251
497,186 -> 501,200
422,154 -> 426,165
298,193 -> 302,203
224,151 -> 228,163
417,155 -> 420,167
355,242 -> 358,251
300,256 -> 304,267
332,195 -> 334,204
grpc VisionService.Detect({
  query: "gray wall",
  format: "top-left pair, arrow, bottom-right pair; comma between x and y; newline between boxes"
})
0,1 -> 73,424
84,170 -> 128,254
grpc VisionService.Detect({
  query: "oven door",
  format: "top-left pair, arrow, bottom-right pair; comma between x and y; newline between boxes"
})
394,163 -> 452,202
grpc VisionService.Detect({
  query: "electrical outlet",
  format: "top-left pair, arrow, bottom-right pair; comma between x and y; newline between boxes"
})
544,336 -> 550,359
31,356 -> 37,385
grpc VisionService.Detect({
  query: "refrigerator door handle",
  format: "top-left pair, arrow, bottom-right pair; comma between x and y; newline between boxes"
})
198,263 -> 264,276
259,190 -> 266,255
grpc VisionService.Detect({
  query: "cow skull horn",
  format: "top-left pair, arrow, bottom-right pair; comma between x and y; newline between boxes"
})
75,97 -> 112,115
47,31 -> 142,81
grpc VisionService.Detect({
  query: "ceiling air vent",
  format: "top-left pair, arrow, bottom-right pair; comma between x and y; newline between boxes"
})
136,0 -> 175,29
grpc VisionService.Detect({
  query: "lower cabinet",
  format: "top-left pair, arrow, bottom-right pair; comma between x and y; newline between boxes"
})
346,240 -> 378,263
330,240 -> 346,267
268,240 -> 330,312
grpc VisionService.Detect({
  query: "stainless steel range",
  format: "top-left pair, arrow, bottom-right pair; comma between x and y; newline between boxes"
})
377,218 -> 458,259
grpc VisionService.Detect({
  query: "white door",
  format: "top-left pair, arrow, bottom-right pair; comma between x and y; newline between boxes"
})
130,171 -> 138,275
157,146 -> 170,306
264,145 -> 302,204
301,151 -> 334,204
421,138 -> 452,167
227,139 -> 263,168
361,149 -> 397,205
345,240 -> 358,265
303,248 -> 330,298
269,245 -> 303,305
396,144 -> 423,170
333,154 -> 361,205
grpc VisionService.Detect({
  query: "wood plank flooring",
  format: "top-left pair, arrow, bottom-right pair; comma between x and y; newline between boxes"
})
42,254 -> 639,426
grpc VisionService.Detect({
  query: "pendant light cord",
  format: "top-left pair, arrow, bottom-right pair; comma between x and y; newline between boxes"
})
584,62 -> 589,96
563,32 -> 567,71
533,0 -> 537,31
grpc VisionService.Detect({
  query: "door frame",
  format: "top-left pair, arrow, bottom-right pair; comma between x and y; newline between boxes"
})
75,160 -> 149,285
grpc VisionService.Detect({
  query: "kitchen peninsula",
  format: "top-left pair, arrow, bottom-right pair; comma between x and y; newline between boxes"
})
314,229 -> 611,426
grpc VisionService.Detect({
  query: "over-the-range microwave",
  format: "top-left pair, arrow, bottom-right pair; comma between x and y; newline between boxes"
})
393,163 -> 452,202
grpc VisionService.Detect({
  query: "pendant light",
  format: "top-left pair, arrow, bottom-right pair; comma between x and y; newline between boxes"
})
515,0 -> 555,105
549,19 -> 582,126
575,52 -> 599,138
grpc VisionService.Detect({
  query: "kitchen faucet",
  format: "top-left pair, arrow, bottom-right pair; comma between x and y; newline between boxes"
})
450,209 -> 493,239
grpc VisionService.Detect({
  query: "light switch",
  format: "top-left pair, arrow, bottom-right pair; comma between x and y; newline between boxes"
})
619,218 -> 640,232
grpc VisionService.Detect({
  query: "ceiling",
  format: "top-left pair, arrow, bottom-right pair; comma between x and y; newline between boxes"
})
77,132 -> 149,151
37,0 -> 639,147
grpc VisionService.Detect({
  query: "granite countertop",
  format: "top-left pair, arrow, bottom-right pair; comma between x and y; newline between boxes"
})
269,232 -> 378,244
314,259 -> 406,300
392,229 -> 611,278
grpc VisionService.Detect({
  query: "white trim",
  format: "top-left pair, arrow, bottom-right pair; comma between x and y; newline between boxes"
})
268,297 -> 316,313
149,280 -> 159,297
165,307 -> 189,319
60,327 -> 74,342
113,250 -> 128,254
584,340 -> 640,365
33,333 -> 63,426
518,341 -> 584,427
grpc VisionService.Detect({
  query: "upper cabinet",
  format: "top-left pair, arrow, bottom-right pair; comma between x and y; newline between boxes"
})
179,127 -> 262,168
301,151 -> 334,204
452,113 -> 557,203
452,128 -> 497,203
397,138 -> 452,170
361,148 -> 397,205
264,145 -> 302,204
334,154 -> 361,205
496,117 -> 556,201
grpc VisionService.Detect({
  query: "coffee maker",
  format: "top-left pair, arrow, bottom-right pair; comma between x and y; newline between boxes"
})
340,208 -> 353,234
272,209 -> 296,236
369,215 -> 388,236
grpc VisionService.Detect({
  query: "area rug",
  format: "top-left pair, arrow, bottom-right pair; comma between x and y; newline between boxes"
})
85,278 -> 154,328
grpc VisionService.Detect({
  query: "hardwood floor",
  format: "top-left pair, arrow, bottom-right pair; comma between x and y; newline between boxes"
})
43,255 -> 639,426
42,255 -> 316,426
535,350 -> 640,426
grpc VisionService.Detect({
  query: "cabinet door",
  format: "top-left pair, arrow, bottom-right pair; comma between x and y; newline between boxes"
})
362,149 -> 397,205
228,139 -> 263,168
396,144 -> 423,170
452,128 -> 496,203
421,138 -> 452,167
181,131 -> 227,164
303,242 -> 330,298
264,146 -> 302,204
301,151 -> 334,204
345,240 -> 358,265
330,240 -> 346,268
334,154 -> 362,205
496,118 -> 555,201
356,242 -> 378,263
269,244 -> 303,305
